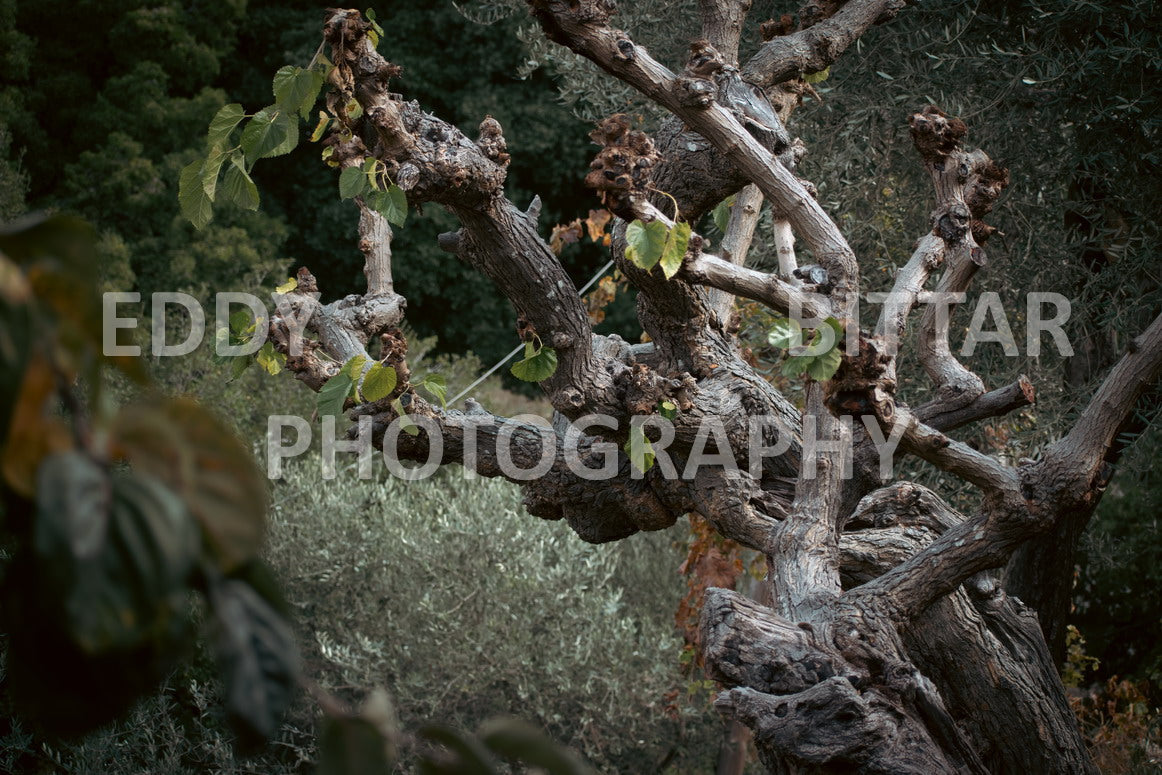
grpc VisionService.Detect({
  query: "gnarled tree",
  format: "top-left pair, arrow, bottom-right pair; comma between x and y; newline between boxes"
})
218,3 -> 1161,772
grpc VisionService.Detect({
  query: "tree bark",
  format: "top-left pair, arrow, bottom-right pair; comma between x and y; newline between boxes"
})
267,7 -> 1162,772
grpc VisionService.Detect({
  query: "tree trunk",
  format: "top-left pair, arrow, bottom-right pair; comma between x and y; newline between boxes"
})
271,6 -> 1162,772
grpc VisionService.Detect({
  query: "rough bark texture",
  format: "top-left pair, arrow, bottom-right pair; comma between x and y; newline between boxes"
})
265,6 -> 1162,772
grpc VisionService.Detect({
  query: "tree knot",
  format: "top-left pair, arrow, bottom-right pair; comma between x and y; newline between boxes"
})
584,114 -> 658,219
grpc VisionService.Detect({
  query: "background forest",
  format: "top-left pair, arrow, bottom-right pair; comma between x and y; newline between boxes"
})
0,0 -> 1158,772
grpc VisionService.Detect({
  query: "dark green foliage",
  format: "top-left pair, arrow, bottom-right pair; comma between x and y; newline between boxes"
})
0,125 -> 27,221
1,0 -> 290,299
216,1 -> 603,371
0,215 -> 298,745
1075,426 -> 1162,687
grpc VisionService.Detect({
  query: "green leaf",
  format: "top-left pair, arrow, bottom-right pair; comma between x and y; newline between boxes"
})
712,195 -> 735,233
318,372 -> 354,418
510,342 -> 558,382
823,316 -> 845,345
361,363 -> 397,401
310,112 -> 331,142
781,355 -> 814,378
346,360 -> 367,401
209,579 -> 298,752
417,373 -> 446,408
229,307 -> 255,337
339,166 -> 370,200
659,400 -> 677,420
624,219 -> 668,270
368,185 -> 408,226
272,65 -> 326,121
201,146 -> 229,198
419,725 -> 499,774
109,398 -> 267,573
318,689 -> 398,775
207,103 -> 245,149
391,397 -> 418,436
230,354 -> 252,381
229,312 -> 250,335
806,343 -> 842,381
767,317 -> 802,349
179,158 -> 214,229
255,341 -> 285,376
240,107 -> 298,166
659,221 -> 691,280
365,9 -> 385,38
479,718 -> 593,775
624,425 -> 655,474
221,153 -> 260,211
274,276 -> 297,294
34,452 -> 199,654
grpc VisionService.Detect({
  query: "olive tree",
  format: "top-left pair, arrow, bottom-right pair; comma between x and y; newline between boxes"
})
186,3 -> 1162,771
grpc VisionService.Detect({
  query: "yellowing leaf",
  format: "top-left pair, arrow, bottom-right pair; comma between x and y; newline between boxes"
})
255,341 -> 285,376
310,112 -> 331,142
584,208 -> 612,241
659,221 -> 691,280
625,425 -> 655,474
804,66 -> 830,84
417,373 -> 446,408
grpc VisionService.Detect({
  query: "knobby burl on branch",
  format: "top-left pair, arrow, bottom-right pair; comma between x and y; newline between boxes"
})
257,4 -> 1162,772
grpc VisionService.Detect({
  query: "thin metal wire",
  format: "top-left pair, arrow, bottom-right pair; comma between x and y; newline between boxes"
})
446,259 -> 615,406
271,258 -> 619,499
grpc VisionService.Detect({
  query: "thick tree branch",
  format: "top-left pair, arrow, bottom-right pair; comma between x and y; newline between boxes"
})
767,387 -> 845,619
630,198 -> 830,321
325,9 -> 628,419
915,376 -> 1035,431
1042,310 -> 1162,486
698,0 -> 752,65
890,406 -> 1019,494
706,183 -> 763,323
702,588 -> 987,773
528,2 -> 860,317
1006,312 -> 1162,657
684,252 -> 830,321
903,107 -> 1011,413
357,201 -> 394,296
741,0 -> 908,89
